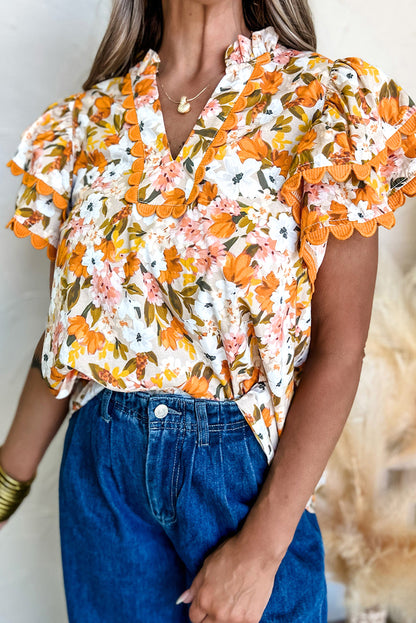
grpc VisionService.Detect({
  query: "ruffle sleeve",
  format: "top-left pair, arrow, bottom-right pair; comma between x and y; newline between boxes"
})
5,94 -> 82,260
281,56 -> 416,290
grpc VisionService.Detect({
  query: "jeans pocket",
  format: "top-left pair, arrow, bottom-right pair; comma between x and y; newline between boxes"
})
242,423 -> 270,492
60,409 -> 80,470
304,508 -> 324,540
220,419 -> 269,513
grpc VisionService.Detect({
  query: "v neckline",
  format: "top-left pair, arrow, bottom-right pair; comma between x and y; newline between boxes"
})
130,26 -> 282,166
152,65 -> 228,165
121,26 -> 281,219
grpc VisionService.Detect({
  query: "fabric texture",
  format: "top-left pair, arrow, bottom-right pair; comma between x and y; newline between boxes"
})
59,388 -> 327,623
6,26 -> 416,512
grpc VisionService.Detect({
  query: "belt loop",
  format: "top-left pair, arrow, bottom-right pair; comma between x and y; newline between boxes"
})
194,401 -> 209,447
100,389 -> 113,423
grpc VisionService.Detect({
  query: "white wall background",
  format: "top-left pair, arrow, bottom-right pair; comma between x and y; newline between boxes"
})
0,1 -> 415,621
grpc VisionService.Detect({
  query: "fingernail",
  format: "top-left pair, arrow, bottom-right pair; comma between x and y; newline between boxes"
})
175,590 -> 189,605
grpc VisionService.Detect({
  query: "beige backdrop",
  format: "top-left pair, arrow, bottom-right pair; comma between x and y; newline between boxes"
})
0,1 -> 415,621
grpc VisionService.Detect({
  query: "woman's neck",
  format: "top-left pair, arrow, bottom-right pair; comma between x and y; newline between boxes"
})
159,0 -> 251,79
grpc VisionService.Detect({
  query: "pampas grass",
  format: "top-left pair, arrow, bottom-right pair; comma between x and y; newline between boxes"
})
314,249 -> 416,623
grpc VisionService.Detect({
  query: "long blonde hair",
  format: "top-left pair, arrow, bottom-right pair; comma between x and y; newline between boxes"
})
83,0 -> 316,90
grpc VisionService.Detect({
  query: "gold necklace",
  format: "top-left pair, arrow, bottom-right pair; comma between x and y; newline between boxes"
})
157,78 -> 212,114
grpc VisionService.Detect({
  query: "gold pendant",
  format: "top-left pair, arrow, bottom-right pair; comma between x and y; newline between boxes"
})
177,96 -> 191,114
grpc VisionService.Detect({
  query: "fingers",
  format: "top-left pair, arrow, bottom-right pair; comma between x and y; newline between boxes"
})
176,588 -> 192,604
186,577 -> 209,623
188,599 -> 208,623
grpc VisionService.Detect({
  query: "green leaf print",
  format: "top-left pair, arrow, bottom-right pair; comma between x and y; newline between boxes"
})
145,351 -> 158,366
191,362 -> 204,377
144,300 -> 155,324
216,91 -> 238,105
167,284 -> 183,316
114,339 -> 129,360
67,278 -> 80,310
122,358 -> 138,374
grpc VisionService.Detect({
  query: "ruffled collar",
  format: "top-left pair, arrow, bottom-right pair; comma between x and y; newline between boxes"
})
223,25 -> 280,66
138,25 -> 279,71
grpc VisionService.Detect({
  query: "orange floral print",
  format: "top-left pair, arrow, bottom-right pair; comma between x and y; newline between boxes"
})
255,272 -> 280,313
260,70 -> 283,94
68,242 -> 89,279
198,181 -> 218,206
237,132 -> 269,162
159,246 -> 183,283
223,253 -> 255,288
123,252 -> 140,279
6,26 -> 416,515
290,79 -> 324,108
297,129 -> 317,153
182,376 -> 211,398
208,211 -> 236,238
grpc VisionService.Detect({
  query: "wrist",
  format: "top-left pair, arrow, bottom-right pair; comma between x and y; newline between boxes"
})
236,519 -> 289,574
0,444 -> 38,482
237,494 -> 300,570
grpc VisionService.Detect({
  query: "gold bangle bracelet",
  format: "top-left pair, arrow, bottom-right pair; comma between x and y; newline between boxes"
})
0,485 -> 29,502
0,451 -> 37,521
0,458 -> 37,488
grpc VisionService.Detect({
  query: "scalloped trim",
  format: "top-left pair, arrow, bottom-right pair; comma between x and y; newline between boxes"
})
7,159 -> 68,211
299,174 -> 416,292
281,111 -> 416,219
279,111 -> 416,292
121,51 -> 272,218
6,216 -> 57,261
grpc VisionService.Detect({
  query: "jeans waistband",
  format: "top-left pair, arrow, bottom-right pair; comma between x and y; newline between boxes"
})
98,388 -> 249,446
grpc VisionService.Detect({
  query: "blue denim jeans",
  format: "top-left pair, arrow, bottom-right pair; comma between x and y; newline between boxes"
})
59,388 -> 327,622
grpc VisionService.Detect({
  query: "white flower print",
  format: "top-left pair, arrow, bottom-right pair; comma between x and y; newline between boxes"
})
256,97 -> 284,123
194,290 -> 216,321
198,329 -> 221,361
79,193 -> 103,223
347,200 -> 377,222
108,134 -> 134,163
35,194 -> 57,218
117,294 -> 138,321
207,153 -> 262,199
267,213 -> 299,253
101,160 -> 131,182
142,242 -> 167,277
85,166 -> 101,185
263,166 -> 285,192
160,356 -> 183,380
81,246 -> 104,272
330,65 -> 359,88
44,168 -> 69,195
135,107 -> 160,145
123,319 -> 154,352
182,316 -> 201,335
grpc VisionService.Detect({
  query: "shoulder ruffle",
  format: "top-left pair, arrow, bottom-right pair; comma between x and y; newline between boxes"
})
6,93 -> 84,258
280,56 -> 416,289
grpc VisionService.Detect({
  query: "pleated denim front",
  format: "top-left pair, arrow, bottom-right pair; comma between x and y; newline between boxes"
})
59,388 -> 327,622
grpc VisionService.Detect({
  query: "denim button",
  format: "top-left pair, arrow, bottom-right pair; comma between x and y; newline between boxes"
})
154,404 -> 168,419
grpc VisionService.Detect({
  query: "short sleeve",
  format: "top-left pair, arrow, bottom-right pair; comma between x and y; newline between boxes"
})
281,56 -> 416,290
5,94 -> 82,260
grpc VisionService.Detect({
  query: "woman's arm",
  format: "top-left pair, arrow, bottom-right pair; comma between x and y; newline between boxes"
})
0,261 -> 70,483
185,229 -> 379,623
239,229 -> 379,559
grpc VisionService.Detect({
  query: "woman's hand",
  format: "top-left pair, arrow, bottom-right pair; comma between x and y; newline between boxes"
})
180,531 -> 284,623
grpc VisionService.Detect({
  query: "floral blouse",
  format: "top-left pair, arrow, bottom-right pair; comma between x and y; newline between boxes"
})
6,26 -> 416,512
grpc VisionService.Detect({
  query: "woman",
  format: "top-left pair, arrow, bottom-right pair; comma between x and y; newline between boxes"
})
1,0 -> 415,621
